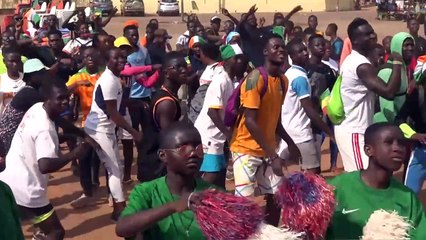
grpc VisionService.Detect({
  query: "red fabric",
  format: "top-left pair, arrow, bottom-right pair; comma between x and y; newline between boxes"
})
120,65 -> 160,88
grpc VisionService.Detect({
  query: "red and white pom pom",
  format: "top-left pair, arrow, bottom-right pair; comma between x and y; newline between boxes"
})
193,190 -> 264,240
275,171 -> 335,240
362,209 -> 412,240
249,223 -> 304,240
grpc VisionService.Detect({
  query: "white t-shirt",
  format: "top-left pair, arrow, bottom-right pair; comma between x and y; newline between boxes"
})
176,30 -> 190,48
338,50 -> 375,132
85,68 -> 123,133
322,59 -> 339,72
199,62 -> 223,85
0,103 -> 59,208
63,37 -> 93,54
0,72 -> 25,116
281,65 -> 313,144
194,68 -> 234,155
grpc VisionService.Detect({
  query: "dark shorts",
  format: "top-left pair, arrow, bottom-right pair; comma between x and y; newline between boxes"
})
18,204 -> 54,224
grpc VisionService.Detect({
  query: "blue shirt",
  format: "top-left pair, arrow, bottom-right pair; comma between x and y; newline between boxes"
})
128,46 -> 152,98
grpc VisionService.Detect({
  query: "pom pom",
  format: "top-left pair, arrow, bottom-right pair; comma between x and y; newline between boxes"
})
249,222 -> 304,240
193,190 -> 264,240
275,171 -> 335,240
362,209 -> 412,240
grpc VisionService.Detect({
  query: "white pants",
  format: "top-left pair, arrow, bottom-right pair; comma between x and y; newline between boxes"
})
117,109 -> 133,140
85,128 -> 125,202
335,126 -> 369,172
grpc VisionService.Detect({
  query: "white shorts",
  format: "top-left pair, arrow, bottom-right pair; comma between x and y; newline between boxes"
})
232,152 -> 282,197
335,126 -> 369,172
118,109 -> 133,140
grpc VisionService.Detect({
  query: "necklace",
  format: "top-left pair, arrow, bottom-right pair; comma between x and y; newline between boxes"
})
165,179 -> 196,238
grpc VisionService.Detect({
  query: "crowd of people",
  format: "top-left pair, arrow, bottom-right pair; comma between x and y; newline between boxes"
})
0,3 -> 426,240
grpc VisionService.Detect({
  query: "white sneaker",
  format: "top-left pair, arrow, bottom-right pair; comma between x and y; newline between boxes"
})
70,194 -> 92,209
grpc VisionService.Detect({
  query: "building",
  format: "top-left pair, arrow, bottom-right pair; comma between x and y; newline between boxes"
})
120,0 -> 354,15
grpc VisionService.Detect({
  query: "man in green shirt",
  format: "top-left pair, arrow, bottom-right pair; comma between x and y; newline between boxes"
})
0,152 -> 24,240
326,122 -> 426,239
116,122 -> 213,240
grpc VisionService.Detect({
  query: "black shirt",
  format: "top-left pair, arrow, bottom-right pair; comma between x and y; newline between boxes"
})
147,42 -> 166,65
306,62 -> 337,134
413,36 -> 426,57
238,24 -> 272,67
137,88 -> 181,182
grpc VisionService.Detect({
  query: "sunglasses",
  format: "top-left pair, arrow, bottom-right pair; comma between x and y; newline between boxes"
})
14,17 -> 23,21
161,144 -> 204,159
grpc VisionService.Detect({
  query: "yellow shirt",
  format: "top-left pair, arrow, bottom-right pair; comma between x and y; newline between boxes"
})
230,71 -> 288,157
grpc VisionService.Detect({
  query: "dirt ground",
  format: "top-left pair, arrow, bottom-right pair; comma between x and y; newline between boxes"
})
11,6 -> 426,240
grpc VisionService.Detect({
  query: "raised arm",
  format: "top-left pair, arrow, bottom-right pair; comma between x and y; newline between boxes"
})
282,5 -> 303,23
221,8 -> 240,26
358,52 -> 403,100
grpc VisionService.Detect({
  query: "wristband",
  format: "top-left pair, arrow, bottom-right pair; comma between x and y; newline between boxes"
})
400,123 -> 416,139
270,155 -> 280,161
393,61 -> 403,65
187,192 -> 195,209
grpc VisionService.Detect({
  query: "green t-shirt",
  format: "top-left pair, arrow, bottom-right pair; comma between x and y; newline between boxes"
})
326,171 -> 426,240
121,177 -> 212,240
0,181 -> 24,240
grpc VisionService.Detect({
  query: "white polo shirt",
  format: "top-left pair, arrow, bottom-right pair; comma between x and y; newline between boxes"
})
194,68 -> 234,155
0,102 -> 59,208
85,67 -> 123,134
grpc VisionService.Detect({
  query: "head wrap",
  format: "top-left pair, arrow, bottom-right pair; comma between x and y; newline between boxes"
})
220,44 -> 243,61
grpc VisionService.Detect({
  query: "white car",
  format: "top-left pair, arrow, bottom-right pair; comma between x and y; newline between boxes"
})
158,0 -> 180,16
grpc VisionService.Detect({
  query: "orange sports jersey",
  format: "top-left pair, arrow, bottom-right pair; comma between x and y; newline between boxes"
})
66,69 -> 103,125
230,70 -> 288,157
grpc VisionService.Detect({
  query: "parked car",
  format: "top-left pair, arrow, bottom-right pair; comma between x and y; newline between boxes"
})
121,0 -> 145,16
92,0 -> 114,16
158,0 -> 180,16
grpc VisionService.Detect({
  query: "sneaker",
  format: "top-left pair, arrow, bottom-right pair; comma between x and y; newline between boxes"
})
32,230 -> 46,240
70,193 -> 92,209
110,212 -> 120,223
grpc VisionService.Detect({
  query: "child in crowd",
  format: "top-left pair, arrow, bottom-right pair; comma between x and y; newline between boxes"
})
116,122 -> 213,240
326,123 -> 426,239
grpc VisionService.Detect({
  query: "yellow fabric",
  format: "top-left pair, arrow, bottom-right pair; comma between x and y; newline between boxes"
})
230,73 -> 288,157
400,123 -> 417,139
33,209 -> 54,224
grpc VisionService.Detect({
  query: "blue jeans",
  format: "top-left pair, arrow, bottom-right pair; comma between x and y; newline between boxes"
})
321,123 -> 339,168
404,146 -> 426,194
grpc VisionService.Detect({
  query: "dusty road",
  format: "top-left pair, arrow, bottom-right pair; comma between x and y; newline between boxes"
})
10,6 -> 426,240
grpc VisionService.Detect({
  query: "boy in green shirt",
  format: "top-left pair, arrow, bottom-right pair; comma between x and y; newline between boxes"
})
0,152 -> 24,240
326,122 -> 426,239
116,122 -> 212,240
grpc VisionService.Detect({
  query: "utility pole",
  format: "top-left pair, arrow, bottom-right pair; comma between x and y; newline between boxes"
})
181,0 -> 185,21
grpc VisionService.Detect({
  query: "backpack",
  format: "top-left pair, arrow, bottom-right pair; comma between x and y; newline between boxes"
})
188,84 -> 210,123
224,67 -> 269,128
327,74 -> 344,125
